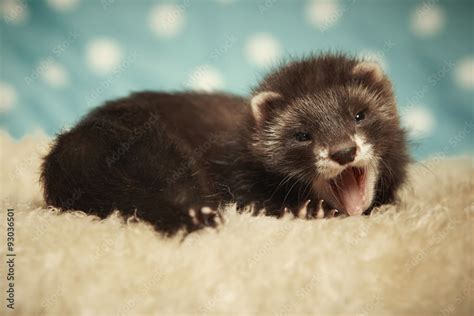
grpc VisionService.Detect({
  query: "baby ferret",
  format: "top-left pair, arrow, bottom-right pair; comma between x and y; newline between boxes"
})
41,53 -> 410,234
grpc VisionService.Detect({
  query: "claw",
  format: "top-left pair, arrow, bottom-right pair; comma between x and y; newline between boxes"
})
127,209 -> 140,224
279,207 -> 292,218
203,207 -> 222,227
298,199 -> 311,218
328,209 -> 339,218
189,207 -> 223,228
214,209 -> 224,225
188,208 -> 199,225
316,200 -> 325,219
201,207 -> 213,214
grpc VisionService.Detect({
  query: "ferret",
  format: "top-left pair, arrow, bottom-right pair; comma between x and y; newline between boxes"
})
41,53 -> 409,234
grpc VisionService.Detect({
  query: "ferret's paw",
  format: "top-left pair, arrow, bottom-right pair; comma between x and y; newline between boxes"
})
297,199 -> 311,219
188,206 -> 223,231
300,199 -> 340,219
316,200 -> 340,218
297,199 -> 324,219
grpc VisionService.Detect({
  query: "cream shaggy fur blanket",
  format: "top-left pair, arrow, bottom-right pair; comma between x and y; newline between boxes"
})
0,131 -> 473,316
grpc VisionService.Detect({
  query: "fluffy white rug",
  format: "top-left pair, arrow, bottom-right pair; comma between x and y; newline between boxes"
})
0,131 -> 473,316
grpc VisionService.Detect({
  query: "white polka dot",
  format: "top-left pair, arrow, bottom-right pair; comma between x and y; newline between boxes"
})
411,4 -> 445,37
86,39 -> 122,75
1,0 -> 29,24
306,0 -> 341,30
39,59 -> 69,88
47,0 -> 79,12
403,106 -> 435,138
149,4 -> 186,38
358,49 -> 388,70
0,82 -> 17,111
245,33 -> 281,67
187,65 -> 224,92
454,57 -> 474,90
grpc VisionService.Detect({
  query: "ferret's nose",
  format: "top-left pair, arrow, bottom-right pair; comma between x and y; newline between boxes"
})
329,143 -> 357,165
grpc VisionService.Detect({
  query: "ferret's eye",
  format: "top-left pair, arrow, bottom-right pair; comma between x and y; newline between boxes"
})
294,132 -> 311,142
355,111 -> 366,123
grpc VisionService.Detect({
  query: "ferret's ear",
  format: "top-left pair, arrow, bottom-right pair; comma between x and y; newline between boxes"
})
352,61 -> 384,82
250,91 -> 283,127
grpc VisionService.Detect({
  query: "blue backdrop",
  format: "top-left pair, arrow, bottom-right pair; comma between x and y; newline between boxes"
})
0,0 -> 473,159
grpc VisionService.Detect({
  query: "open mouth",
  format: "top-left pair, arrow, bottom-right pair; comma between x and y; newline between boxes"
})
329,167 -> 367,216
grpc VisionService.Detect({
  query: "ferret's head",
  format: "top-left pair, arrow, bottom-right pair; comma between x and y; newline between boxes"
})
250,54 -> 409,216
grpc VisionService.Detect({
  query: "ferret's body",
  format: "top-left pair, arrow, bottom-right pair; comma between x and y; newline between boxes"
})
42,93 -> 249,232
41,53 -> 410,234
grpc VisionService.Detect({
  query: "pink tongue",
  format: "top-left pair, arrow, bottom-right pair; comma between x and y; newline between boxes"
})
336,169 -> 364,216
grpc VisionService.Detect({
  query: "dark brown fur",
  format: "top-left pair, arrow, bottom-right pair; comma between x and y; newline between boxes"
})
41,53 -> 409,234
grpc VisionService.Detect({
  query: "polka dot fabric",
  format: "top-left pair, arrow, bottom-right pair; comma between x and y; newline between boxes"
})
0,0 -> 472,159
